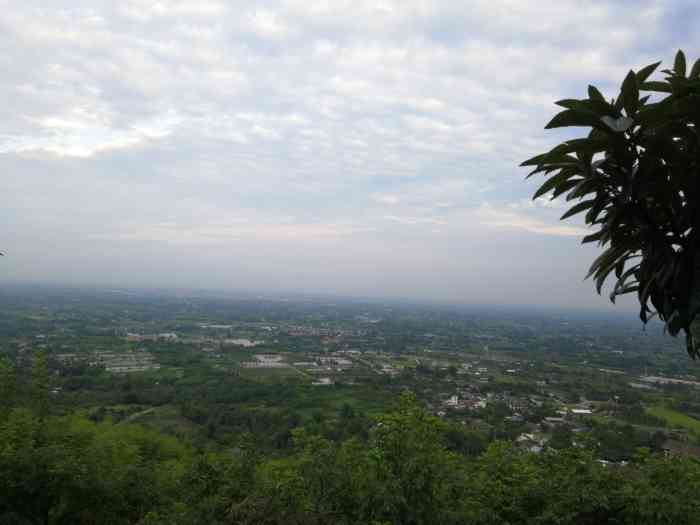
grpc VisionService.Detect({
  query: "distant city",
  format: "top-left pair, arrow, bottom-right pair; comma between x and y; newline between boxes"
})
2,282 -> 698,462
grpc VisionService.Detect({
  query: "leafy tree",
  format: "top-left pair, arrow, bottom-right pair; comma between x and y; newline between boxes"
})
625,454 -> 700,524
0,413 -> 189,525
523,50 -> 700,356
366,392 -> 463,525
338,402 -> 355,420
31,351 -> 50,419
444,426 -> 488,456
174,453 -> 256,525
0,357 -> 16,416
548,424 -> 573,450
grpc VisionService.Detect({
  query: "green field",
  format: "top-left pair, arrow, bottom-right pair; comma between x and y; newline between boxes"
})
646,406 -> 700,433
238,366 -> 308,381
126,405 -> 200,438
281,385 -> 391,418
494,373 -> 529,386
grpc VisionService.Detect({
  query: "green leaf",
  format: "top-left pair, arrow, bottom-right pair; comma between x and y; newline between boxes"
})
691,58 -> 700,79
544,109 -> 603,129
520,153 -> 549,167
620,70 -> 640,116
610,284 -> 639,303
636,61 -> 662,83
588,85 -> 606,102
554,98 -> 582,109
639,81 -> 672,93
520,144 -> 579,167
639,271 -> 660,309
556,98 -> 615,116
585,198 -> 611,225
593,246 -> 634,293
672,95 -> 700,116
533,172 -> 577,200
582,228 -> 607,244
614,259 -> 625,279
586,245 -> 623,279
587,245 -> 630,285
568,179 -> 599,200
616,265 -> 640,286
635,99 -> 673,125
562,137 -> 609,156
667,311 -> 684,336
560,199 -> 595,220
674,50 -> 687,77
552,177 -> 584,199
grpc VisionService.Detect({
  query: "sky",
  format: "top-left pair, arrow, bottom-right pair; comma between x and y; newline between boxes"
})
2,0 -> 699,310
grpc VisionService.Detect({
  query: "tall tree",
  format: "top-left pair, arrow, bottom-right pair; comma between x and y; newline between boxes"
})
0,357 -> 16,416
31,351 -> 50,418
523,51 -> 700,356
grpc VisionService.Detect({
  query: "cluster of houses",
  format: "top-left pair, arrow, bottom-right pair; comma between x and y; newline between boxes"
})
125,332 -> 178,342
286,325 -> 363,338
55,350 -> 161,373
240,354 -> 290,369
93,352 -> 161,373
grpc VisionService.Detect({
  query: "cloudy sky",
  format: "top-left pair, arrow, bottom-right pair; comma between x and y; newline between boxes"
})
2,0 -> 698,309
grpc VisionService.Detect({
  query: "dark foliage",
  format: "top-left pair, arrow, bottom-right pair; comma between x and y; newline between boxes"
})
523,51 -> 700,356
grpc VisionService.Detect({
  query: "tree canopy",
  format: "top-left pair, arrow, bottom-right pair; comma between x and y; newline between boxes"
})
523,50 -> 700,357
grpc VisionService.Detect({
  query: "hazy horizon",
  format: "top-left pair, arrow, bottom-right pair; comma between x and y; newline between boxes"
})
0,279 -> 644,321
2,1 -> 698,310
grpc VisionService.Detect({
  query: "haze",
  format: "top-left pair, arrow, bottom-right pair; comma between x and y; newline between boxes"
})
2,1 -> 698,310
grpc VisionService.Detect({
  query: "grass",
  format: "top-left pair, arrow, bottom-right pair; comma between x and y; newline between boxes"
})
223,349 -> 262,363
646,405 -> 700,433
286,385 -> 391,419
587,414 -> 611,424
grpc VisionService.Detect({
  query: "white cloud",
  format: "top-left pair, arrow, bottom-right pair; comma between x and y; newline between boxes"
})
118,0 -> 227,21
94,220 -> 376,244
0,0 -> 691,306
1,108 -> 182,157
383,214 -> 448,226
475,203 -> 587,237
371,194 -> 400,205
248,9 -> 291,39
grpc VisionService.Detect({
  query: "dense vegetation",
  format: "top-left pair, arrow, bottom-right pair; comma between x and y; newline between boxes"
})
4,354 -> 700,525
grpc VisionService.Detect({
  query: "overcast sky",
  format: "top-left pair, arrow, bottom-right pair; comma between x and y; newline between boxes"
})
2,0 -> 698,309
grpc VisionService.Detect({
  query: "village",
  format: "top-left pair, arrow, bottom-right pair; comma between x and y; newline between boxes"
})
24,321 -> 696,461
